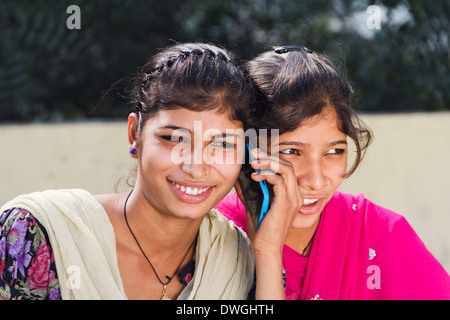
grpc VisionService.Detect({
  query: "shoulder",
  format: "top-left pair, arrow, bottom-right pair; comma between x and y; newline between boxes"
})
331,192 -> 450,298
93,191 -> 131,235
329,192 -> 450,298
327,191 -> 425,261
0,207 -> 60,300
329,191 -> 406,227
1,189 -> 97,216
0,207 -> 48,242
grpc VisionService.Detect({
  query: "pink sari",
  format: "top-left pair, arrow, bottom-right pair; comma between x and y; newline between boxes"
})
216,191 -> 450,300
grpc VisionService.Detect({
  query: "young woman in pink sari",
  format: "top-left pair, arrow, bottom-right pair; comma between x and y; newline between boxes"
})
216,46 -> 450,300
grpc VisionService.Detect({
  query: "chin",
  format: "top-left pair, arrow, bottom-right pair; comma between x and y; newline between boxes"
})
291,213 -> 321,229
169,202 -> 215,220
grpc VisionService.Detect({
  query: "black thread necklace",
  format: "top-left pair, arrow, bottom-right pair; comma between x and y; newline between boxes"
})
123,190 -> 197,300
301,214 -> 321,256
301,229 -> 316,256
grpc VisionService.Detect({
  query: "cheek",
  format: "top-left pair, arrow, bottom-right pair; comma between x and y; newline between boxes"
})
217,163 -> 241,184
139,143 -> 175,175
328,166 -> 345,183
207,144 -> 244,187
327,159 -> 347,188
212,163 -> 241,196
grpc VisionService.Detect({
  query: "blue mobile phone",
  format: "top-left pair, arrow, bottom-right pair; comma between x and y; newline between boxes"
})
246,141 -> 270,230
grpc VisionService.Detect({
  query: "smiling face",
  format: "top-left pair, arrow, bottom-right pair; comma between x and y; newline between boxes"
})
273,106 -> 348,229
129,108 -> 245,220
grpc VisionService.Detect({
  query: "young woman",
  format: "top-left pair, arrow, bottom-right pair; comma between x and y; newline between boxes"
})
0,43 -> 256,300
216,46 -> 450,299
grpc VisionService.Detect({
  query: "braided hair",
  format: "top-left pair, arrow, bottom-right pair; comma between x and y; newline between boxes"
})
130,43 -> 254,131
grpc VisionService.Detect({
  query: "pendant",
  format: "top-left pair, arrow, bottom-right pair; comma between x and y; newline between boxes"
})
161,285 -> 171,300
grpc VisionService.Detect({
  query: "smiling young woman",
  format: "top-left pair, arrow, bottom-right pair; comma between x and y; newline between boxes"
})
0,43 -> 255,300
216,46 -> 450,300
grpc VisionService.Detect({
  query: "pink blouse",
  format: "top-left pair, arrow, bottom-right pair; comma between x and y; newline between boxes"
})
283,245 -> 308,300
216,191 -> 450,300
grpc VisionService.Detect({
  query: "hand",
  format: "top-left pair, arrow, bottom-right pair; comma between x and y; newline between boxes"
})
246,148 -> 302,299
249,148 -> 302,256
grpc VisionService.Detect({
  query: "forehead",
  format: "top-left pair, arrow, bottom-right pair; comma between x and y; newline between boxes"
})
145,108 -> 244,131
278,106 -> 345,142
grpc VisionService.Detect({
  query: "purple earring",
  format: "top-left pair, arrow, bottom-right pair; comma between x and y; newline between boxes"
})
129,147 -> 137,156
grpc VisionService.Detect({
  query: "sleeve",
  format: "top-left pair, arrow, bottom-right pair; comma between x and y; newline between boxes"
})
0,208 -> 61,300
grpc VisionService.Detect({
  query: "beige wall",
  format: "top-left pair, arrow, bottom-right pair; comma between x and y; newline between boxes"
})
0,121 -> 132,199
1,112 -> 449,273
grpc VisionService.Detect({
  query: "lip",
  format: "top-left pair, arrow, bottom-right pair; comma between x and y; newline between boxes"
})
299,195 -> 328,215
167,179 -> 215,204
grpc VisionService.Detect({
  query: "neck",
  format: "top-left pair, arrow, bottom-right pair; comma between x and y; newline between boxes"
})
123,188 -> 202,260
285,216 -> 321,256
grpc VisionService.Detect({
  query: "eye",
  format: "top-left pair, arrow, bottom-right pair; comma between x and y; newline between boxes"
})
211,141 -> 236,149
326,148 -> 345,155
173,135 -> 186,142
279,148 -> 300,156
160,135 -> 188,143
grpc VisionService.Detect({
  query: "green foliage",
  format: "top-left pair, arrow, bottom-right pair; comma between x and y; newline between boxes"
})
0,0 -> 448,122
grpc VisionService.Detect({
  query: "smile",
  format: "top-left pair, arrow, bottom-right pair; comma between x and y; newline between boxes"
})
168,179 -> 215,204
172,183 -> 212,195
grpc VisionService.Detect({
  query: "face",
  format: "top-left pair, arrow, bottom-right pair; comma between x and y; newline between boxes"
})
273,106 -> 347,229
128,108 -> 244,220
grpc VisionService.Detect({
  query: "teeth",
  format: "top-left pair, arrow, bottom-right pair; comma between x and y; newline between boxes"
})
304,199 -> 318,205
174,183 -> 210,195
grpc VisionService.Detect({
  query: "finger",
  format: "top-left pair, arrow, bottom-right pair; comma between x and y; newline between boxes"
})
249,148 -> 271,162
251,157 -> 296,189
250,148 -> 291,175
251,158 -> 301,210
250,148 -> 301,207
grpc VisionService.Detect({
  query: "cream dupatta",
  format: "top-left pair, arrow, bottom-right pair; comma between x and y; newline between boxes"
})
1,189 -> 254,300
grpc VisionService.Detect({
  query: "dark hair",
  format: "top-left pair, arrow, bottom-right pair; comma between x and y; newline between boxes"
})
245,46 -> 372,177
130,42 -> 254,130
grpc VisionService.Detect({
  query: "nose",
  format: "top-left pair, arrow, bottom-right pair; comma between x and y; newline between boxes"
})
297,157 -> 328,191
181,162 -> 209,179
180,143 -> 209,179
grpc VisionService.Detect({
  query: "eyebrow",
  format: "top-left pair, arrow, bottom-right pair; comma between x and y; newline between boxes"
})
277,140 -> 348,147
161,125 -> 190,132
161,125 -> 241,138
212,133 -> 241,139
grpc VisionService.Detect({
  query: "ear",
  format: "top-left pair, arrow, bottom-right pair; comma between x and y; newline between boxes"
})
128,113 -> 139,148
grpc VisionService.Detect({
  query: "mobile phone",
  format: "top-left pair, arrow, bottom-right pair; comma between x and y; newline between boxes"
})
236,141 -> 270,230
